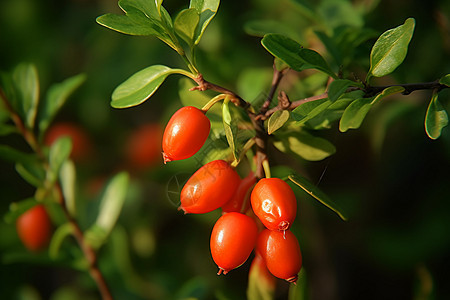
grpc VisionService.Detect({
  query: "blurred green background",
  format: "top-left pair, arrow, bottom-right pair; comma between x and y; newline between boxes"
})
1,0 -> 450,299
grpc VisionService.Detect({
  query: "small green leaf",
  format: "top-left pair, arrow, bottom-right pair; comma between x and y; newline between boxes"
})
291,98 -> 332,124
274,131 -> 336,161
289,174 -> 347,221
39,74 -> 86,136
247,256 -> 275,300
268,110 -> 290,135
48,137 -> 72,183
425,92 -> 448,140
174,8 -> 200,46
439,74 -> 450,86
97,0 -> 179,50
189,0 -> 220,45
339,86 -> 404,132
222,100 -> 239,161
339,97 -> 372,132
111,65 -> 173,108
12,63 -> 40,129
88,172 -> 129,248
60,160 -> 77,217
16,161 -> 45,188
4,198 -> 37,224
0,124 -> 18,136
288,268 -> 307,300
368,18 -> 415,79
261,34 -> 337,78
0,145 -> 36,165
327,79 -> 362,102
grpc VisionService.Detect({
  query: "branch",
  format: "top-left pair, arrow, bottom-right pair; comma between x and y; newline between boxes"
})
191,74 -> 251,110
260,63 -> 288,114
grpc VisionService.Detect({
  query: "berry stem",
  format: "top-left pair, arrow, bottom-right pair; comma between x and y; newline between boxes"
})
202,94 -> 227,112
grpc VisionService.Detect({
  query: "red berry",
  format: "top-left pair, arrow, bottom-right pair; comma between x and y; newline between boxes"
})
257,229 -> 302,283
180,160 -> 240,214
251,178 -> 297,231
210,212 -> 258,275
125,123 -> 162,169
16,205 -> 52,252
162,106 -> 210,163
221,172 -> 256,214
45,122 -> 92,162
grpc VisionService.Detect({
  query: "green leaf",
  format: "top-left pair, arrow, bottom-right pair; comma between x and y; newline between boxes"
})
0,145 -> 36,165
4,198 -> 37,224
222,100 -> 239,161
291,98 -> 332,124
318,0 -> 363,29
425,91 -> 448,140
87,172 -> 129,249
0,124 -> 18,136
155,0 -> 163,14
439,74 -> 450,86
48,136 -> 72,183
60,160 -> 77,217
237,67 -> 273,104
327,79 -> 362,102
288,268 -> 307,300
368,18 -> 415,79
339,97 -> 372,132
97,0 -> 178,50
39,74 -> 86,136
339,86 -> 404,132
289,174 -> 347,221
189,0 -> 220,45
174,8 -> 200,47
16,161 -> 45,188
111,65 -> 174,108
12,63 -> 39,129
274,131 -> 336,161
261,34 -> 337,78
247,256 -> 275,300
268,110 -> 290,135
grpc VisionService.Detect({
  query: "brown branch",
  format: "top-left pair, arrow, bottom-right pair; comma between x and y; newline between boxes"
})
0,88 -> 113,300
56,186 -> 113,300
260,63 -> 288,114
191,74 -> 251,110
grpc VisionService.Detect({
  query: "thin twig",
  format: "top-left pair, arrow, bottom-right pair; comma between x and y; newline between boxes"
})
260,63 -> 288,114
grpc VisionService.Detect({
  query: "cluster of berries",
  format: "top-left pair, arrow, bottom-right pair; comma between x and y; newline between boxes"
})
163,106 -> 302,283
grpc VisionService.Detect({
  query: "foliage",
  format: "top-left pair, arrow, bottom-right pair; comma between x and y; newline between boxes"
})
1,0 -> 450,299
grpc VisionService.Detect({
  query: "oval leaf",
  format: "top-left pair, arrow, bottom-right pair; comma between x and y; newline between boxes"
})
12,63 -> 39,129
261,33 -> 337,78
339,97 -> 373,132
190,0 -> 220,45
425,92 -> 448,139
60,160 -> 77,217
274,131 -> 336,161
174,8 -> 200,46
268,110 -> 290,135
222,100 -> 239,160
368,18 -> 415,79
291,98 -> 331,124
39,73 -> 86,136
48,136 -> 72,183
89,172 -> 130,248
111,65 -> 173,108
288,174 -> 347,221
